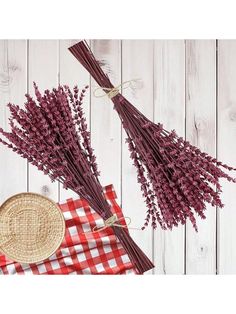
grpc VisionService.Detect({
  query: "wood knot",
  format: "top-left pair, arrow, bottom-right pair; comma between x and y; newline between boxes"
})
198,245 -> 208,257
0,72 -> 12,89
0,63 -> 20,92
194,117 -> 206,133
41,185 -> 50,196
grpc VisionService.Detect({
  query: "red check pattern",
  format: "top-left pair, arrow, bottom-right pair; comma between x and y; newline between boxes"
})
0,185 -> 137,275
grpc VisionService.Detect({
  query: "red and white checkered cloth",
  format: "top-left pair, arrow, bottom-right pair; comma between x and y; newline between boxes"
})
0,185 -> 137,275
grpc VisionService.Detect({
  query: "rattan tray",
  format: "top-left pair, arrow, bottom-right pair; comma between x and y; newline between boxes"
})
0,193 -> 65,264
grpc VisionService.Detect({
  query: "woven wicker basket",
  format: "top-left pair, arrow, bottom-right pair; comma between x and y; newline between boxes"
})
0,193 -> 65,264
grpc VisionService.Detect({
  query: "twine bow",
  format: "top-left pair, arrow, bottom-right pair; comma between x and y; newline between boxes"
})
93,79 -> 141,99
92,214 -> 132,233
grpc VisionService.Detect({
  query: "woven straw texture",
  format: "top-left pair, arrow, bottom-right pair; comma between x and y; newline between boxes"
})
0,193 -> 65,264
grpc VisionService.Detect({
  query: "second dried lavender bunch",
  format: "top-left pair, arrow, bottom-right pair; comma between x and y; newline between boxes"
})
69,40 -> 236,232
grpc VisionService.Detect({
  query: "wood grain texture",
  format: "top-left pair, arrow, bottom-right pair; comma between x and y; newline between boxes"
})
121,40 -> 154,272
58,39 -> 90,201
153,40 -> 185,274
28,40 -> 59,201
185,40 -> 217,274
0,40 -> 28,203
90,40 -> 122,200
218,40 -> 236,274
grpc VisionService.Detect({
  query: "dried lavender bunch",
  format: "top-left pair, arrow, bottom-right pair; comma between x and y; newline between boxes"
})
69,40 -> 236,231
0,83 -> 154,274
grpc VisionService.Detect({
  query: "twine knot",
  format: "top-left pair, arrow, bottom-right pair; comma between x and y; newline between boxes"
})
93,214 -> 132,232
104,214 -> 119,227
93,79 -> 141,99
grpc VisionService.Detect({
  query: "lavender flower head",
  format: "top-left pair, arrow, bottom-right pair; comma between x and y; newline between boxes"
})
0,84 -> 101,207
123,112 -> 236,231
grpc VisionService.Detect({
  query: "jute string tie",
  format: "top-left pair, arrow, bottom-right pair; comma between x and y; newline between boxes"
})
93,79 -> 141,99
92,214 -> 141,233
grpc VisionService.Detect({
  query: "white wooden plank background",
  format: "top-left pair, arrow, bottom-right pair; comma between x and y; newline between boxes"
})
154,40 -> 185,274
218,40 -> 236,274
0,40 -> 236,274
185,40 -> 217,274
0,40 -> 27,200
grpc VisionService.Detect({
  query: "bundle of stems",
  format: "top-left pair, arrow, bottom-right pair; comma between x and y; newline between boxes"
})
0,83 -> 154,273
69,41 -> 236,231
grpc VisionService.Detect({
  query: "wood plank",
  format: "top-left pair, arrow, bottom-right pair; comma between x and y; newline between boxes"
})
0,40 -> 28,203
218,40 -> 236,274
28,40 -> 59,201
58,39 -> 90,201
153,40 -> 185,274
121,40 -> 154,272
90,40 -> 122,200
185,40 -> 216,274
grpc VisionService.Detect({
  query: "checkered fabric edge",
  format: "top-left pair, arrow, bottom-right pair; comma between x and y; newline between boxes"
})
0,185 -> 138,275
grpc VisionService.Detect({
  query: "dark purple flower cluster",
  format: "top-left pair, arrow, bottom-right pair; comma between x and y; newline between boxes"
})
0,84 -> 100,205
69,40 -> 236,232
123,111 -> 236,231
0,83 -> 154,274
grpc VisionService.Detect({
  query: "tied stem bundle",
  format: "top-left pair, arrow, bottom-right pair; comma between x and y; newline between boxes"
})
69,41 -> 236,231
0,83 -> 154,274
